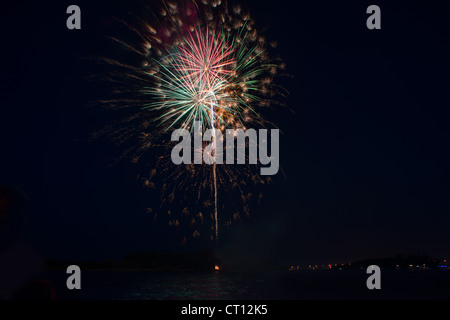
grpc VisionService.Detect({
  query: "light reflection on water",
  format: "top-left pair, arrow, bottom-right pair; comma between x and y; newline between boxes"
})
120,272 -> 280,300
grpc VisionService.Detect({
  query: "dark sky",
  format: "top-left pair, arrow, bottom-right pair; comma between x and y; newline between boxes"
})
1,0 -> 449,265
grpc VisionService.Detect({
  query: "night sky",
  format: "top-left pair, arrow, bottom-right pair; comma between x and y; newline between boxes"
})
1,0 -> 449,266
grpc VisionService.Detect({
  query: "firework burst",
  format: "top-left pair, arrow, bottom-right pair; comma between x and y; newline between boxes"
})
90,0 -> 287,245
143,22 -> 268,133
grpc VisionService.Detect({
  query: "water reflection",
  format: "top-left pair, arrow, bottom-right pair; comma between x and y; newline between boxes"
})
122,272 -> 275,300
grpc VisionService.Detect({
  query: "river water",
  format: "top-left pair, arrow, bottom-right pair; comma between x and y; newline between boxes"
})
43,269 -> 450,300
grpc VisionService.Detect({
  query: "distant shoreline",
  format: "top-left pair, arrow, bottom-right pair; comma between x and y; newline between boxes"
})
44,251 -> 449,273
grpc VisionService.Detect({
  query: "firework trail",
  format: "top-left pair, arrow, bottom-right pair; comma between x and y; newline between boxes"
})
90,0 -> 287,245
